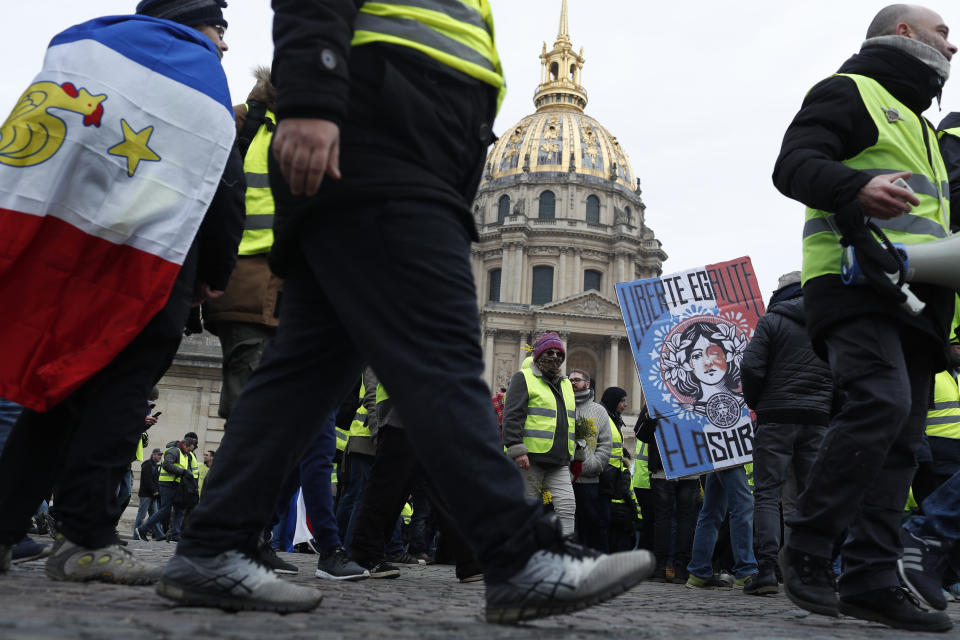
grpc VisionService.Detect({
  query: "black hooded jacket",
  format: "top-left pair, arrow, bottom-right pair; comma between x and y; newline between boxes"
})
773,43 -> 954,368
741,292 -> 835,426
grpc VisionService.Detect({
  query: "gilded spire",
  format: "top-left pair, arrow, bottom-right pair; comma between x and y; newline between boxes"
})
534,0 -> 587,112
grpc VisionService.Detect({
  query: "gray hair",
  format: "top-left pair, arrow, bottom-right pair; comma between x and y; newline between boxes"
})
866,4 -> 918,38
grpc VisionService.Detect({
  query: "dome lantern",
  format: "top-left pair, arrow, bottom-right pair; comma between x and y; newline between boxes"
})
534,0 -> 587,113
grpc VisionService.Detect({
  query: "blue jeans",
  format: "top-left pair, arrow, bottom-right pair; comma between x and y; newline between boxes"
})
335,452 -> 373,555
687,466 -> 758,579
0,398 -> 23,455
907,469 -> 960,543
141,484 -> 184,540
134,496 -> 162,537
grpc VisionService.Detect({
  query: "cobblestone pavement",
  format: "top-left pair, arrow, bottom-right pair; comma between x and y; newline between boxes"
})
2,540 -> 958,639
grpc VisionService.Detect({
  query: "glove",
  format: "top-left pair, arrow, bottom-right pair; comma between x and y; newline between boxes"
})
833,201 -> 907,303
569,460 -> 583,482
141,432 -> 149,448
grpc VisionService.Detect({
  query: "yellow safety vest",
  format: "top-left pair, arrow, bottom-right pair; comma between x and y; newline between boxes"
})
351,0 -> 506,110
802,73 -> 949,284
927,370 -> 960,439
632,440 -> 650,490
401,502 -> 413,526
135,435 -> 144,463
238,106 -> 276,256
744,462 -> 754,492
608,417 -> 624,471
349,380 -> 371,440
158,447 -> 199,484
519,368 -> 575,456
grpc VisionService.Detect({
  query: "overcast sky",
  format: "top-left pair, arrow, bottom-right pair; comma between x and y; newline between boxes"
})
4,1 -> 960,301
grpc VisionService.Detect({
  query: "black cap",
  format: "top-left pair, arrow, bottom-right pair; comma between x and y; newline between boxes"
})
136,0 -> 228,29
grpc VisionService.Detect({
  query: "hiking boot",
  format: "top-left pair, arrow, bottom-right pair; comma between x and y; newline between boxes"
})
11,536 -> 50,564
157,551 -> 322,613
744,564 -> 779,596
484,539 -> 655,624
685,573 -> 734,589
649,565 -> 670,583
780,546 -> 838,617
898,529 -> 949,611
315,547 -> 369,581
672,564 -> 689,585
386,551 -> 425,565
734,573 -> 758,590
664,565 -> 676,582
839,586 -> 953,632
413,552 -> 434,565
44,534 -> 161,584
258,542 -> 299,575
356,559 -> 400,579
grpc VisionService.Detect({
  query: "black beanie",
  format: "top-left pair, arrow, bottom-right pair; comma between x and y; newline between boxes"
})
136,0 -> 228,29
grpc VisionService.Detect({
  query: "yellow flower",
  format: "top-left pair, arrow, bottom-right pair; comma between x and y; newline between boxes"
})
541,490 -> 553,504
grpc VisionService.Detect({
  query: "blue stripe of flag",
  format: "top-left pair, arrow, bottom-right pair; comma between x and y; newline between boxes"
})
49,15 -> 232,117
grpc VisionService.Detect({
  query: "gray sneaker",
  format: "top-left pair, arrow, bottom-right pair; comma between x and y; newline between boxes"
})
44,534 -> 161,584
157,551 -> 322,613
485,540 -> 655,624
315,547 -> 369,581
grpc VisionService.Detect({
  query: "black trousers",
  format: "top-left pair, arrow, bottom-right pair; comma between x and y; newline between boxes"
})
350,426 -> 477,576
0,256 -> 193,548
789,315 -> 934,597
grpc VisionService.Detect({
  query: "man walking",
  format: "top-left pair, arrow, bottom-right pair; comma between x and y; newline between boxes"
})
134,448 -> 164,540
772,4 -> 956,631
740,272 -> 833,595
158,0 -> 653,624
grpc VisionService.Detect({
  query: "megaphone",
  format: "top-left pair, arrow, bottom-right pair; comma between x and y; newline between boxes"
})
842,232 -> 960,316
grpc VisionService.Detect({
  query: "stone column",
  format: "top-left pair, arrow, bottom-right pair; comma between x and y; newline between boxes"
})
608,336 -> 620,389
558,248 -> 569,299
484,329 -> 497,388
558,331 -> 571,376
573,249 -> 582,291
500,242 -> 513,302
513,243 -> 526,304
632,369 -> 645,411
517,332 -> 529,370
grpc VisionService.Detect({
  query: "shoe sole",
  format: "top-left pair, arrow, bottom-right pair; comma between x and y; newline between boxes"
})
45,566 -> 159,585
485,555 -> 654,624
744,585 -> 779,596
272,568 -> 299,575
897,558 -> 947,611
459,575 -> 484,584
838,600 -> 953,632
369,570 -> 400,579
12,549 -> 51,564
156,579 -> 322,613
315,569 -> 369,581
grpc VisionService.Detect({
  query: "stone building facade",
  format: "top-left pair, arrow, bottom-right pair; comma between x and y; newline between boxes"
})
472,1 -> 666,406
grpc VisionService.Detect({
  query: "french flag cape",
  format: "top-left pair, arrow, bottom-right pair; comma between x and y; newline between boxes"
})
616,257 -> 765,479
0,15 -> 235,411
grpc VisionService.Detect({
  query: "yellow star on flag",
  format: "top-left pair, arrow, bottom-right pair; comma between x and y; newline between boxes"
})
108,119 -> 160,177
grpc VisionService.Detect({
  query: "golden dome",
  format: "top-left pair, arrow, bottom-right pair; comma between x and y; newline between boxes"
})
481,0 -> 637,191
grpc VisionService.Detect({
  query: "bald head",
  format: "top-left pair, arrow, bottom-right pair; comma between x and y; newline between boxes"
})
866,4 -> 957,60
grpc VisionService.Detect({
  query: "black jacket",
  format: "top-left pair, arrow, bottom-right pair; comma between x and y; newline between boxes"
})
741,292 -> 834,426
195,143 -> 245,292
138,459 -> 160,498
634,407 -> 664,475
937,111 -> 960,218
772,43 -> 954,367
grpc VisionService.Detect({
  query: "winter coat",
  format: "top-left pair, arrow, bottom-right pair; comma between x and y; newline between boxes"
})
138,459 -> 160,498
741,294 -> 834,426
772,42 -> 954,367
573,390 -> 612,484
204,69 -> 283,332
634,407 -> 665,475
502,360 -> 572,467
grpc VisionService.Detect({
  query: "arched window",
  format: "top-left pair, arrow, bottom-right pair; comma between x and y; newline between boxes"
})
488,269 -> 502,302
584,269 -> 602,292
586,195 -> 600,223
624,206 -> 632,224
569,64 -> 576,82
549,62 -> 559,82
497,194 -> 510,223
539,190 -> 555,219
532,266 -> 554,305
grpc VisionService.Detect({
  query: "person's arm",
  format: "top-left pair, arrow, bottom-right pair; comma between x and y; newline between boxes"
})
194,143 -> 245,302
937,113 -> 960,228
635,407 -> 658,444
581,407 -> 612,477
161,448 -> 185,476
361,367 -> 379,439
741,315 -> 773,409
501,372 -> 529,457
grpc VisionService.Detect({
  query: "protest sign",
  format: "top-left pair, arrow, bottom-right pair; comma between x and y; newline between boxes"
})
616,257 -> 765,479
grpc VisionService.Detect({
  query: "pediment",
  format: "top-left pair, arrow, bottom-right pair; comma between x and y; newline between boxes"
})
538,291 -> 621,317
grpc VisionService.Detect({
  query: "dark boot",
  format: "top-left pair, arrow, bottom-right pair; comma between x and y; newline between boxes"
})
839,586 -> 952,632
780,546 -> 838,617
744,562 -> 778,596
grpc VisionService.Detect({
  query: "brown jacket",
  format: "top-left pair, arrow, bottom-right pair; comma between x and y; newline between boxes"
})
205,68 -> 283,332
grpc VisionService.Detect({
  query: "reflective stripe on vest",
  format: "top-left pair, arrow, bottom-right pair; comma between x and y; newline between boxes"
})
239,107 -> 276,256
335,426 -> 349,452
608,417 -> 624,470
927,370 -> 960,439
351,0 -> 506,110
632,440 -> 650,489
158,447 -> 198,484
801,74 -> 949,285
349,380 -> 371,439
519,368 -> 575,456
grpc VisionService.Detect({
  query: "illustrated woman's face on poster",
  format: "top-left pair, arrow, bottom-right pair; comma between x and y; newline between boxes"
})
689,335 -> 727,386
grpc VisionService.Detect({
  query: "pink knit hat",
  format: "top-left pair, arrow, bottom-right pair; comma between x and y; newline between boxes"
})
533,332 -> 565,361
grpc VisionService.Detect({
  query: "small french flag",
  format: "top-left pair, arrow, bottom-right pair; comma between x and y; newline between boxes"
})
0,15 -> 235,411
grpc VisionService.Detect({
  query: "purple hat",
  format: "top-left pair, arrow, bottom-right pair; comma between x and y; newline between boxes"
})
533,332 -> 565,361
